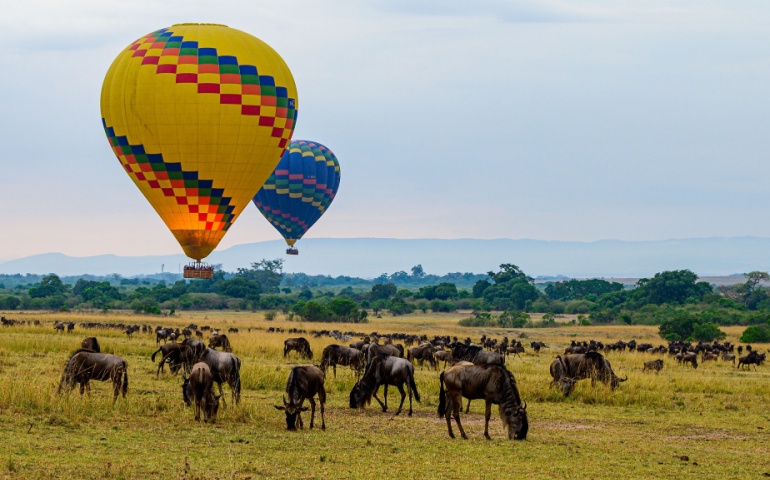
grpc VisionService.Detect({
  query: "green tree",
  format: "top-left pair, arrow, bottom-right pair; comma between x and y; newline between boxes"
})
234,259 -> 284,293
28,274 -> 69,298
739,324 -> 770,343
634,270 -> 712,305
370,283 -> 397,301
692,322 -> 726,342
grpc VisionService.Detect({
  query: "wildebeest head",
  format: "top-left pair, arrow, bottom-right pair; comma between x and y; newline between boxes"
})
274,395 -> 308,430
509,401 -> 529,441
205,393 -> 221,422
557,376 -> 578,396
181,374 -> 193,406
349,380 -> 370,409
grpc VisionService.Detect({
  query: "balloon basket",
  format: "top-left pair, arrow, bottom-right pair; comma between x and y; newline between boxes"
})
286,248 -> 299,255
183,262 -> 214,279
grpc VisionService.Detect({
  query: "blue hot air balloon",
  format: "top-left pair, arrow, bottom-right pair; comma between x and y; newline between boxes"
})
253,140 -> 341,254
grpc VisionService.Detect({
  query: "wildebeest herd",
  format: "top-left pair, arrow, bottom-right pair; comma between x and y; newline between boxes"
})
41,319 -> 766,440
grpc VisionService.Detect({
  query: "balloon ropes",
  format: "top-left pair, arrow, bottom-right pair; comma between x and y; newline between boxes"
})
100,24 -> 298,278
253,140 -> 341,255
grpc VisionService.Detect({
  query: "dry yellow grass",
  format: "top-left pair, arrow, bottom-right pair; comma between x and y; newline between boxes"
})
0,310 -> 768,479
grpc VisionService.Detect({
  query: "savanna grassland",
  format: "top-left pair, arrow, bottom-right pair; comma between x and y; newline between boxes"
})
0,310 -> 768,480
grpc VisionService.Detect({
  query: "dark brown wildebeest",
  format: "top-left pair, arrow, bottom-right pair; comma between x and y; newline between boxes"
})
186,362 -> 220,422
737,351 -> 766,370
438,363 -> 528,440
549,352 -> 628,396
530,341 -> 546,353
155,327 -> 171,345
57,350 -> 128,402
54,321 -> 65,333
81,337 -> 101,353
450,343 -> 504,366
675,351 -> 698,369
320,344 -> 364,378
274,365 -> 326,430
209,334 -> 233,353
151,342 -> 192,376
283,337 -> 312,360
67,322 -> 75,333
506,341 -> 525,360
199,348 -> 241,405
182,338 -> 206,365
643,359 -> 664,373
350,353 -> 420,416
407,343 -> 436,370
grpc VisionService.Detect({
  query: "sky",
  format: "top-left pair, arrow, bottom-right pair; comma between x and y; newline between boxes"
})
1,1 -> 770,262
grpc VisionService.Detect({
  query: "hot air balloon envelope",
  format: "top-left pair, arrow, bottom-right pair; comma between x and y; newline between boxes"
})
253,140 -> 341,253
101,24 -> 298,262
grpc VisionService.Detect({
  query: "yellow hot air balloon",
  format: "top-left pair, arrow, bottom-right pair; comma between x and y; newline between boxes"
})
100,24 -> 297,275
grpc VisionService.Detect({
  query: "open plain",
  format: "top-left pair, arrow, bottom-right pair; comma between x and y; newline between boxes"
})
0,310 -> 768,480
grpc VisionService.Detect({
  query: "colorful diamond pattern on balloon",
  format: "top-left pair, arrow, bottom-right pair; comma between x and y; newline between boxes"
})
103,119 -> 235,231
128,28 -> 297,150
253,140 -> 340,246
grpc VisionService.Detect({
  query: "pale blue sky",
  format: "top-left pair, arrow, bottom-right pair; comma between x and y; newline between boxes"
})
1,1 -> 769,261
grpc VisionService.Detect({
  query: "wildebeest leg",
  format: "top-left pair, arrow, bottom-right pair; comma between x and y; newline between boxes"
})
483,400 -> 492,440
308,397 -> 316,429
112,372 -> 120,403
333,364 -> 337,379
394,384 -> 406,416
444,392 -> 456,438
216,382 -> 227,407
79,381 -> 86,396
318,388 -> 326,430
465,398 -> 471,414
452,392 -> 468,439
371,385 -> 386,411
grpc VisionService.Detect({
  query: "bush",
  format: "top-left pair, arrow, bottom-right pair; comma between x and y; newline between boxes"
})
739,324 -> 770,343
459,312 -> 495,327
692,322 -> 726,342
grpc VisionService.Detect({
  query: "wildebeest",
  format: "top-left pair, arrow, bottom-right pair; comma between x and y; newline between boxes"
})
350,353 -> 420,416
721,352 -> 736,364
434,350 -> 454,369
283,337 -> 312,360
438,363 -> 528,440
450,343 -> 504,365
182,338 -> 206,364
549,352 -> 628,396
320,344 -> 364,378
366,342 -> 404,363
199,348 -> 241,405
407,343 -> 437,370
274,365 -> 326,430
737,351 -> 766,370
643,359 -> 664,373
530,341 -> 547,353
209,334 -> 233,353
54,321 -> 65,333
675,351 -> 698,369
81,337 -> 101,353
57,350 -> 128,402
185,362 -> 220,422
506,341 -> 525,359
151,342 -> 192,376
155,327 -> 172,345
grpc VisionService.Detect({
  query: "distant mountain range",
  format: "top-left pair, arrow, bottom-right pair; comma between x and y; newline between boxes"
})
1,237 -> 769,280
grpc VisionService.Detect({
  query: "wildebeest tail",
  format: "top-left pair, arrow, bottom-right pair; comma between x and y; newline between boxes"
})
122,361 -> 129,396
409,370 -> 420,403
151,348 -> 161,362
437,371 -> 446,416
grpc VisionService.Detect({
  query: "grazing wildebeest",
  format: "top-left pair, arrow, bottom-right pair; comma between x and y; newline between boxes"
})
57,350 -> 128,402
438,363 -> 528,440
407,343 -> 437,370
320,344 -> 364,378
151,342 -> 192,376
199,348 -> 241,405
451,343 -> 504,365
350,353 -> 420,416
186,362 -> 220,422
274,365 -> 326,430
81,337 -> 101,353
530,341 -> 546,353
283,337 -> 312,360
182,338 -> 206,364
548,352 -> 628,396
54,322 -> 65,333
209,334 -> 233,352
643,359 -> 664,373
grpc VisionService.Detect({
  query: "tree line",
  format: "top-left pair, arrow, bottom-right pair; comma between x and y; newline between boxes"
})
1,262 -> 769,342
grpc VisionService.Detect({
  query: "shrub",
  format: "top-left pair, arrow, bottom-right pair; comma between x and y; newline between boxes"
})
739,324 -> 770,343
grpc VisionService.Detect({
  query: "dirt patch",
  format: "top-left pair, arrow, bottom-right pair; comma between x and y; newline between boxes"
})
539,421 -> 599,431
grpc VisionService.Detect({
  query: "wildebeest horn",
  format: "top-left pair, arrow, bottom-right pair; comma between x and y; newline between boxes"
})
620,374 -> 628,382
521,400 -> 527,411
283,395 -> 288,406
